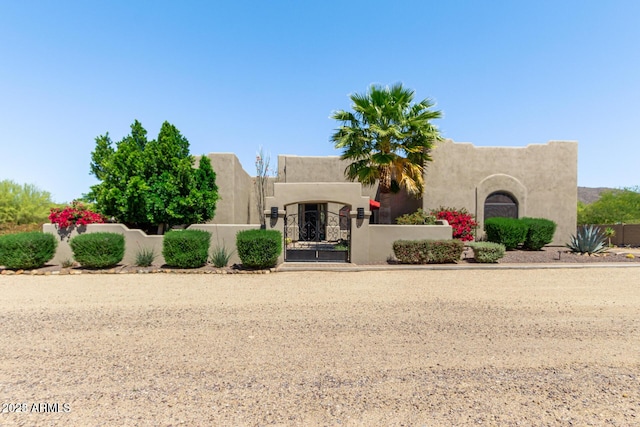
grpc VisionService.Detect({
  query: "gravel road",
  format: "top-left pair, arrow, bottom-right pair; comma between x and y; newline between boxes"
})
1,269 -> 639,426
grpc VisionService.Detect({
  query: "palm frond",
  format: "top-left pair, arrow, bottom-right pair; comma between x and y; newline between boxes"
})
330,83 -> 441,198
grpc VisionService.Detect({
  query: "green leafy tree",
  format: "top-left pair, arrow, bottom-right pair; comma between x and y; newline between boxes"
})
89,120 -> 219,233
90,121 -> 150,226
0,180 -> 57,225
578,187 -> 640,224
331,83 -> 442,223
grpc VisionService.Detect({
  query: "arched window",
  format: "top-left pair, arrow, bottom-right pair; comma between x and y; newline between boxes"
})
484,192 -> 518,219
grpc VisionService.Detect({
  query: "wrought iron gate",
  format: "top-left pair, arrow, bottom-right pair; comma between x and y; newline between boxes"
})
284,208 -> 351,262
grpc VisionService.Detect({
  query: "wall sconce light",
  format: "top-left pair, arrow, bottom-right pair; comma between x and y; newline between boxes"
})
270,207 -> 279,219
357,207 -> 365,219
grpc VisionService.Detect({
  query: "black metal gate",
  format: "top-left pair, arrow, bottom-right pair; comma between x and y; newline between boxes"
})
284,207 -> 351,262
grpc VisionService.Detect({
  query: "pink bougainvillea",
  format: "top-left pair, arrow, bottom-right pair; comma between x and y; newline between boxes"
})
431,207 -> 478,241
49,201 -> 105,228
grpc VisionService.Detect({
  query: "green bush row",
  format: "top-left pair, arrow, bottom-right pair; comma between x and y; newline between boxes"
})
236,229 -> 282,268
484,217 -> 556,250
0,228 -> 286,270
0,232 -> 57,269
468,242 -> 505,263
392,239 -> 464,264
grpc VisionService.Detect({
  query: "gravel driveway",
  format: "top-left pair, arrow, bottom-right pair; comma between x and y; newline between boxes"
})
1,269 -> 639,426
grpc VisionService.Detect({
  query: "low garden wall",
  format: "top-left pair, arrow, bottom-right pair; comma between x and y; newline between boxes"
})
43,223 -> 260,267
43,221 -> 454,267
187,224 -> 261,265
367,223 -> 453,263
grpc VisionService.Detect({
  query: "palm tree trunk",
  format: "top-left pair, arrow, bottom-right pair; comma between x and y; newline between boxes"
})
379,192 -> 393,224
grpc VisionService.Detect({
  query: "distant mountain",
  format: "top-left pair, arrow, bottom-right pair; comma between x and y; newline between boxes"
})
578,187 -> 616,204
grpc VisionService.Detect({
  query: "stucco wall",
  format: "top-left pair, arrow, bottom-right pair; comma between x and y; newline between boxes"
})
44,223 -> 165,266
186,223 -> 261,265
204,153 -> 258,224
277,154 -> 421,219
278,155 -> 377,199
205,139 -> 578,247
368,224 -> 453,263
44,223 -> 259,267
423,140 -> 578,245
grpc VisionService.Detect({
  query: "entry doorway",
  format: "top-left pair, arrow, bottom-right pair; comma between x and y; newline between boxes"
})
284,202 -> 351,262
298,203 -> 327,241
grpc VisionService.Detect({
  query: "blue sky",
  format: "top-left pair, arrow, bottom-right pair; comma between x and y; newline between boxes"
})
2,1 -> 639,203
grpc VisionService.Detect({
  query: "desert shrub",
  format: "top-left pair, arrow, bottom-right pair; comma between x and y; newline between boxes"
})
395,209 -> 436,225
484,217 -> 528,250
162,229 -> 211,268
392,239 -> 464,264
135,247 -> 157,267
566,225 -> 607,255
0,232 -> 57,269
69,232 -> 124,268
430,207 -> 478,241
236,229 -> 282,268
210,243 -> 234,268
521,217 -> 557,250
393,240 -> 430,264
428,240 -> 465,263
468,241 -> 506,263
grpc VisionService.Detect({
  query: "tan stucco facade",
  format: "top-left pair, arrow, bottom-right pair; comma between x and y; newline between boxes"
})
44,139 -> 576,267
201,153 -> 262,225
422,140 -> 578,245
207,139 -> 577,246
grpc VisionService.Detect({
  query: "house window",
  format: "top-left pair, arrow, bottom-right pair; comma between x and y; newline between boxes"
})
484,192 -> 518,219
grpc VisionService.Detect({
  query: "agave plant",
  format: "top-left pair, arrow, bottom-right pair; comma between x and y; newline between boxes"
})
566,225 -> 607,255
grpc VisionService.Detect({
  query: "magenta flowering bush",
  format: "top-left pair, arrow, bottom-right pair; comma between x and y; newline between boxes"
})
431,207 -> 478,241
49,201 -> 105,228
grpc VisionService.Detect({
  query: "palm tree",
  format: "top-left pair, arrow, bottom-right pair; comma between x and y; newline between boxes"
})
330,83 -> 442,224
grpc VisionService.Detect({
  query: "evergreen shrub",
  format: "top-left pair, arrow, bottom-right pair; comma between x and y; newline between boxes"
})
0,232 -> 57,269
521,217 -> 557,250
162,229 -> 211,268
236,229 -> 282,268
70,232 -> 124,268
484,217 -> 528,250
468,242 -> 506,263
392,239 -> 464,264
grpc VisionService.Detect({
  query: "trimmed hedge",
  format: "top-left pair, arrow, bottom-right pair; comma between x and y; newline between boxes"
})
521,217 -> 557,250
468,242 -> 505,263
0,232 -> 57,269
236,229 -> 282,268
484,217 -> 556,250
70,232 -> 124,268
484,217 -> 528,250
392,239 -> 464,264
163,229 -> 211,268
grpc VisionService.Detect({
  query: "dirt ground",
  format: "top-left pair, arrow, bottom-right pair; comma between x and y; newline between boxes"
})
1,269 -> 639,426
